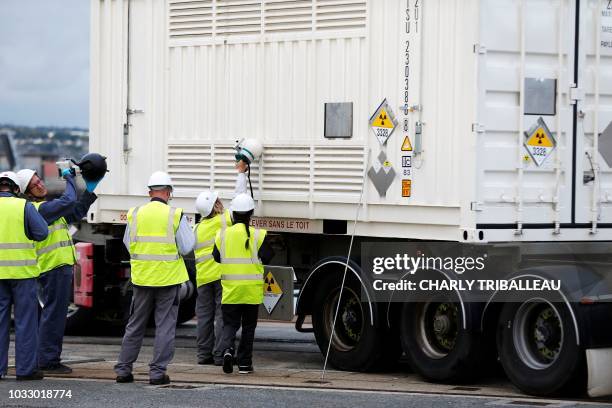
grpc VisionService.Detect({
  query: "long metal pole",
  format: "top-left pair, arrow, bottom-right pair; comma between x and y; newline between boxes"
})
321,148 -> 371,381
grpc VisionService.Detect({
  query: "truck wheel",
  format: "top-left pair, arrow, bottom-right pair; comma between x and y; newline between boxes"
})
497,299 -> 586,396
311,273 -> 388,371
399,296 -> 484,382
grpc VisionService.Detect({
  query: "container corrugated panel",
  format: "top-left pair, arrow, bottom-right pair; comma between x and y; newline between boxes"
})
89,0 -> 611,241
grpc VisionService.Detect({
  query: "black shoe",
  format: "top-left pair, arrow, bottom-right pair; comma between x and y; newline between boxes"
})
213,360 -> 223,367
149,375 -> 170,385
116,373 -> 134,383
238,365 -> 254,374
222,350 -> 233,374
16,371 -> 44,381
40,363 -> 73,374
198,357 -> 214,365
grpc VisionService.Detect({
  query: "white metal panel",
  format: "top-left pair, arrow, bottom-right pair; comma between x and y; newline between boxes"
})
476,0 -> 575,229
575,0 -> 612,227
89,0 -> 481,240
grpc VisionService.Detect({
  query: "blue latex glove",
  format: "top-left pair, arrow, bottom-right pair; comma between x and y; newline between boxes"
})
85,179 -> 101,193
61,168 -> 75,178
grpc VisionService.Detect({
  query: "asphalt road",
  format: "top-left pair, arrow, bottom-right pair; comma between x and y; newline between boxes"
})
0,379 -> 610,408
2,321 -> 612,408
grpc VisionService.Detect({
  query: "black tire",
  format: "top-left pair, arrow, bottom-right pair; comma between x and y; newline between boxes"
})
399,294 -> 484,383
497,300 -> 586,397
311,273 -> 395,371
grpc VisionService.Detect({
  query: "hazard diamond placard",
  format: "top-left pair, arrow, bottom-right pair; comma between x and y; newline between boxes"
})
524,117 -> 556,167
263,271 -> 283,314
369,99 -> 398,145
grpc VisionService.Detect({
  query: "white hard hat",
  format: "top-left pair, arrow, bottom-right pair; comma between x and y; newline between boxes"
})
16,169 -> 36,194
195,190 -> 219,216
230,193 -> 255,213
0,171 -> 21,193
236,138 -> 263,164
147,171 -> 173,190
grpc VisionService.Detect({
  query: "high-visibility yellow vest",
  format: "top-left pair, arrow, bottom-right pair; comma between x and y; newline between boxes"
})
33,201 -> 77,273
215,224 -> 266,305
0,196 -> 40,279
194,209 -> 232,287
127,201 -> 189,287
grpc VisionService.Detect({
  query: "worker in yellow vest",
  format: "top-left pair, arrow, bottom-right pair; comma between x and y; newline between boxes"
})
0,171 -> 49,381
212,193 -> 275,374
193,161 -> 248,365
17,167 -> 99,374
115,171 -> 195,385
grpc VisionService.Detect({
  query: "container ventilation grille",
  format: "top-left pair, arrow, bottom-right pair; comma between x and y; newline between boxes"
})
313,146 -> 364,195
166,144 -> 260,194
216,0 -> 262,36
166,144 -> 364,198
315,0 -> 366,31
264,0 -> 313,34
169,1 -> 214,39
261,146 -> 311,192
168,0 -> 366,40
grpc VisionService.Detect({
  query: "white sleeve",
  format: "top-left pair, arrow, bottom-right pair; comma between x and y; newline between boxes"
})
234,172 -> 248,197
123,224 -> 131,251
176,216 -> 196,255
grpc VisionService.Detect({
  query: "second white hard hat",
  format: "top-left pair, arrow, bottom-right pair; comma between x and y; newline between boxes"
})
195,190 -> 219,216
236,139 -> 263,164
230,193 -> 255,213
0,171 -> 21,193
148,171 -> 173,190
16,169 -> 36,194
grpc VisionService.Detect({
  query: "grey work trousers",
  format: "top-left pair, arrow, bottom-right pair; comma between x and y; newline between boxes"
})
114,285 -> 180,380
195,280 -> 223,363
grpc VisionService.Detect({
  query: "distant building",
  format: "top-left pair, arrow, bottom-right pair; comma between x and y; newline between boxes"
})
0,128 -> 17,170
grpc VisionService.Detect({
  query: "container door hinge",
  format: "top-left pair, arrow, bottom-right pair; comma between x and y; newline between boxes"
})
472,123 -> 486,133
570,85 -> 584,104
470,202 -> 484,211
473,44 -> 487,54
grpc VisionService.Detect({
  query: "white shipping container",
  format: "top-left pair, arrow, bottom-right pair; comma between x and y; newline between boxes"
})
88,0 -> 612,242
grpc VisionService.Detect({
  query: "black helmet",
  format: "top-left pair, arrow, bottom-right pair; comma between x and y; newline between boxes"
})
77,153 -> 108,182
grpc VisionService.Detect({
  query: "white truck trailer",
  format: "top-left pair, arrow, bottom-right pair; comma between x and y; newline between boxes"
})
77,0 -> 612,398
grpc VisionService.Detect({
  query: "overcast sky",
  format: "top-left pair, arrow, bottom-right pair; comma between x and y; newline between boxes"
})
0,0 -> 90,128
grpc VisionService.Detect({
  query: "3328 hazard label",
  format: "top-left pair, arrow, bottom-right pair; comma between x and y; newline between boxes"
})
369,99 -> 398,146
524,117 -> 556,167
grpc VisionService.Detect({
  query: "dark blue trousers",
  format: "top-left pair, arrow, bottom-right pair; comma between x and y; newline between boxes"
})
38,265 -> 73,367
0,278 -> 39,377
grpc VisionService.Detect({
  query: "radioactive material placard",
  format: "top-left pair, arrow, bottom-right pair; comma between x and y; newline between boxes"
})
524,117 -> 556,167
263,271 -> 283,314
401,136 -> 413,151
369,99 -> 398,145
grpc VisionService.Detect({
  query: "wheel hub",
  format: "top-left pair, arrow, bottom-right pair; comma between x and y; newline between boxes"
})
513,300 -> 564,370
417,301 -> 460,359
433,315 -> 450,335
323,287 -> 364,352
